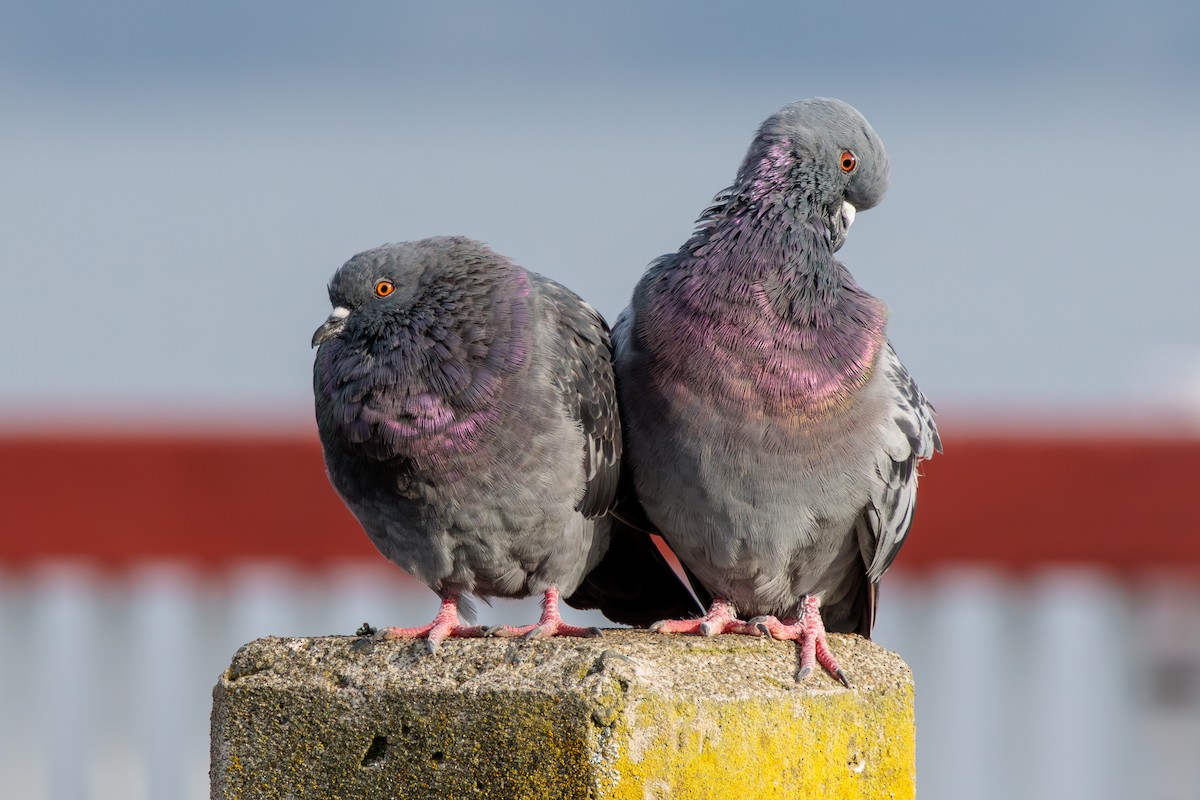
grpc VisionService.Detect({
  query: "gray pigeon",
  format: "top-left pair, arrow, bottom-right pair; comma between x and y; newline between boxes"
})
614,99 -> 940,683
312,236 -> 699,647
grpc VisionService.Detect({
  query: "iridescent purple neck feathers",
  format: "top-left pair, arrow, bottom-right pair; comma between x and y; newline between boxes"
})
637,170 -> 887,420
317,268 -> 531,464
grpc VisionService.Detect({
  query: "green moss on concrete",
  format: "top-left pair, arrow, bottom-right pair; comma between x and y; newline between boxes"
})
211,631 -> 914,799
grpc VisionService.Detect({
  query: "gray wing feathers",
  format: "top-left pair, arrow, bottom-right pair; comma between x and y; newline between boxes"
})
859,343 -> 941,584
536,276 -> 622,519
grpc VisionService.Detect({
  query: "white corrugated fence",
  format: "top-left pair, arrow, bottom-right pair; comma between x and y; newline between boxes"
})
1,563 -> 1197,800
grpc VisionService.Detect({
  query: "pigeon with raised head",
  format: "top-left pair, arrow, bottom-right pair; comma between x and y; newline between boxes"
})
614,98 -> 940,683
313,236 -> 699,647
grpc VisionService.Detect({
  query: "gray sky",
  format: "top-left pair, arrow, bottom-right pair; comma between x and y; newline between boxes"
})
3,1 -> 1199,427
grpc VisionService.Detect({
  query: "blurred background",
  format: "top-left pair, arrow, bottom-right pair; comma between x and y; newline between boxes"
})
2,1 -> 1199,798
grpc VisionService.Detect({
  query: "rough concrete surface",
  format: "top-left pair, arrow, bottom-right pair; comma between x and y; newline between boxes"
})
211,630 -> 913,799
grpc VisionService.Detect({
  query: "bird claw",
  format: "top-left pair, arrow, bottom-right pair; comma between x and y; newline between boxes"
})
750,599 -> 850,685
654,598 -> 750,636
747,616 -> 776,638
797,661 -> 850,688
372,595 -> 488,651
375,622 -> 488,647
525,623 -> 602,641
489,586 -> 602,640
488,625 -> 525,639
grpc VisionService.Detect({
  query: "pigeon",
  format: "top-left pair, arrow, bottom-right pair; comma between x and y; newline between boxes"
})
312,236 -> 699,648
613,98 -> 941,683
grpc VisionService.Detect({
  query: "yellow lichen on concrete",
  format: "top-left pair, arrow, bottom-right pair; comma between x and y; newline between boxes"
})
211,631 -> 914,799
605,683 -> 914,799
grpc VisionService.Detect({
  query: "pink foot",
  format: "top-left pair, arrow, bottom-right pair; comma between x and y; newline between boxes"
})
375,594 -> 488,651
490,586 -> 602,640
750,596 -> 850,686
650,597 -> 755,636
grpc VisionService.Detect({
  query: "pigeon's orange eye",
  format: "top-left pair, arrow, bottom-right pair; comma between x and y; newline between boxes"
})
375,280 -> 395,297
839,150 -> 857,173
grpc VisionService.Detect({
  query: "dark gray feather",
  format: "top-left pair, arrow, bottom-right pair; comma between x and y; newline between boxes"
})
534,275 -> 622,519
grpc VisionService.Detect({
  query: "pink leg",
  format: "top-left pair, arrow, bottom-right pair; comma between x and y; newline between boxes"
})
751,596 -> 850,686
375,594 -> 488,650
490,586 -> 602,640
650,597 -> 755,636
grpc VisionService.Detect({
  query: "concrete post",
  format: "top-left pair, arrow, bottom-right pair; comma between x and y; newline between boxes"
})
211,630 -> 913,799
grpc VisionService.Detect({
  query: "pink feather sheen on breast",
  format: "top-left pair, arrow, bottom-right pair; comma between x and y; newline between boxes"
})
324,266 -> 533,462
385,414 -> 490,457
644,291 -> 887,421
402,392 -> 455,425
353,394 -> 500,461
384,394 -> 474,436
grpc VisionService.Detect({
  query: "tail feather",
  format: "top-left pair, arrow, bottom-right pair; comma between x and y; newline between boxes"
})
819,568 -> 876,638
566,513 -> 704,626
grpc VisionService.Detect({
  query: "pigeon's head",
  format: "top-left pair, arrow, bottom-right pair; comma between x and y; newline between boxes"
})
311,239 -> 454,348
735,98 -> 889,249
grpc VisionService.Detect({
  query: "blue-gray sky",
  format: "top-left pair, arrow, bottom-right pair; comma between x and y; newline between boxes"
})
3,1 -> 1199,426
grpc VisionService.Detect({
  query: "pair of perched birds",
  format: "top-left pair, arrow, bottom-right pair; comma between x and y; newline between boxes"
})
312,98 -> 940,684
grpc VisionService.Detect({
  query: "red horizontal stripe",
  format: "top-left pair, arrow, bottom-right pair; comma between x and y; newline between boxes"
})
904,434 -> 1200,571
1,432 -> 1198,571
0,434 -> 373,567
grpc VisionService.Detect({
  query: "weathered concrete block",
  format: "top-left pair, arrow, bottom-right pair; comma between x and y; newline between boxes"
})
211,631 -> 913,799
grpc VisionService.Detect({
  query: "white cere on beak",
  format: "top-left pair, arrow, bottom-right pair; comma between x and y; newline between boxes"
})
330,306 -> 351,319
841,201 -> 857,230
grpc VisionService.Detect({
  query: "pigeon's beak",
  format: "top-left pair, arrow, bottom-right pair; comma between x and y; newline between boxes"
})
840,201 -> 856,230
312,306 -> 350,348
826,200 -> 858,251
